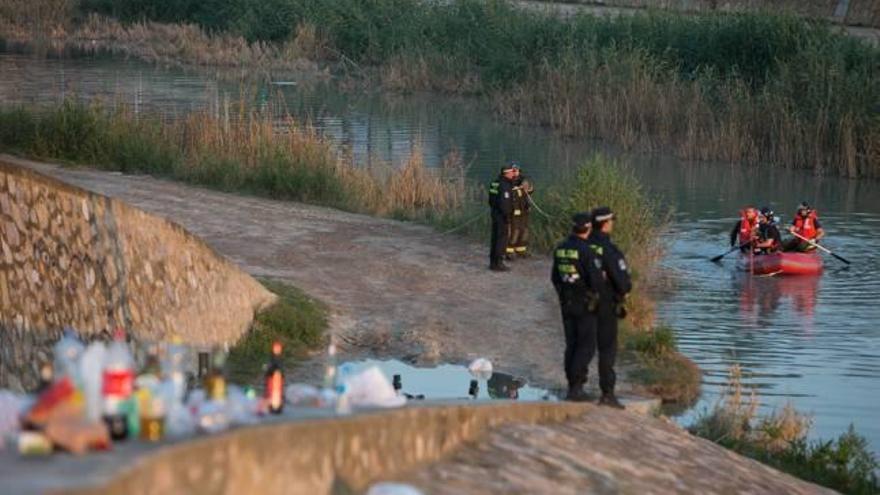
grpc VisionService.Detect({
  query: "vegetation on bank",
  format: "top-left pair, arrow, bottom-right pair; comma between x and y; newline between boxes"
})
0,100 -> 700,402
0,100 -> 468,217
691,366 -> 880,495
5,0 -> 874,176
227,279 -> 327,382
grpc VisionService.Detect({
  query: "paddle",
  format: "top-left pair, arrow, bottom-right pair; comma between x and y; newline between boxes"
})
790,231 -> 851,265
710,242 -> 751,263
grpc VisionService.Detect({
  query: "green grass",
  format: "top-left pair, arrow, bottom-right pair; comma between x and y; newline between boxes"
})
621,325 -> 701,403
227,279 -> 327,381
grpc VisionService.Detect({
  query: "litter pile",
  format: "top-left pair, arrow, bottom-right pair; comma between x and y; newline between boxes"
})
0,330 -> 407,457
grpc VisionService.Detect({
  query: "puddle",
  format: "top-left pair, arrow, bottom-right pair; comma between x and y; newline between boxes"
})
341,359 -> 557,402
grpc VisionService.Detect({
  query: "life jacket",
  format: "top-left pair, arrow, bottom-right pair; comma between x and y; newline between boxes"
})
793,210 -> 819,240
738,208 -> 758,245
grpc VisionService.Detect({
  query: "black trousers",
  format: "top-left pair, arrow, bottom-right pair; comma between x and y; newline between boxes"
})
595,304 -> 619,395
562,310 -> 598,390
489,213 -> 509,265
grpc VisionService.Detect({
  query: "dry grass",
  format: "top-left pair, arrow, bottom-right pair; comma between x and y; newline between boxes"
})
0,100 -> 469,218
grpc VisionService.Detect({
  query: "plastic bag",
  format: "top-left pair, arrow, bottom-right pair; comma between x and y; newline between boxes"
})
366,483 -> 424,495
344,366 -> 406,408
468,358 -> 493,381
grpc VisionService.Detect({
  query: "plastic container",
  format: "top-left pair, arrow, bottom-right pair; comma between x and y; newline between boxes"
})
102,329 -> 134,440
53,328 -> 85,383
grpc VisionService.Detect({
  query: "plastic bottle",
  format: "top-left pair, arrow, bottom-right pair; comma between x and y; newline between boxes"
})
334,363 -> 352,415
323,339 -> 338,391
203,346 -> 227,402
53,327 -> 84,383
162,336 -> 188,404
79,341 -> 107,422
263,342 -> 285,415
102,328 -> 134,441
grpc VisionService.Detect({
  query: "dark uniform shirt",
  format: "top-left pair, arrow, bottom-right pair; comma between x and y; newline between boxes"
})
586,231 -> 632,302
551,235 -> 604,315
758,223 -> 782,249
488,175 -> 514,219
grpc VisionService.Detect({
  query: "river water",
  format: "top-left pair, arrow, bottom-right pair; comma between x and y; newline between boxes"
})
1,51 -> 878,452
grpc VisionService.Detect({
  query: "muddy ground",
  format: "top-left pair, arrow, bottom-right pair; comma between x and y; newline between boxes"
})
6,155 -> 644,394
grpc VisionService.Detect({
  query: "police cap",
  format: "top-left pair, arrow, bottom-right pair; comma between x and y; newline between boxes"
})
572,212 -> 592,233
591,206 -> 614,224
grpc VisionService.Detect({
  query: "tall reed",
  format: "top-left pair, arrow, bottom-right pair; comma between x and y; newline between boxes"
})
0,100 -> 467,217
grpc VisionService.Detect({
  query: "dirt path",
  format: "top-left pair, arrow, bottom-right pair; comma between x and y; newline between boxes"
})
517,1 -> 880,46
4,155 -> 632,392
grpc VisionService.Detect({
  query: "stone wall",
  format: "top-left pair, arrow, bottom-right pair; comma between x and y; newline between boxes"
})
0,160 -> 275,391
0,401 -> 827,495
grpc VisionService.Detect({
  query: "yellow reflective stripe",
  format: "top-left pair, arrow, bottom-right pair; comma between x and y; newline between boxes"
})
506,247 -> 515,254
555,248 -> 578,260
513,209 -> 522,216
514,247 -> 527,253
488,181 -> 500,195
589,245 -> 603,256
557,264 -> 578,274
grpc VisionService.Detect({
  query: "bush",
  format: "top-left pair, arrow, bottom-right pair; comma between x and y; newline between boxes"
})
226,279 -> 327,382
691,366 -> 879,494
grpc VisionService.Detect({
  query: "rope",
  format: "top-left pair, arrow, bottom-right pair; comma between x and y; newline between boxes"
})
405,211 -> 485,240
525,191 -> 560,221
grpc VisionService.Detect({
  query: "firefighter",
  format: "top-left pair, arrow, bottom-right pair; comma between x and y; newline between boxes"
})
783,202 -> 825,252
587,206 -> 632,409
729,207 -> 760,252
508,163 -> 534,259
551,212 -> 604,401
488,164 -> 517,271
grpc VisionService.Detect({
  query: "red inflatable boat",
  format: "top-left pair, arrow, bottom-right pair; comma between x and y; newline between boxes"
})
737,252 -> 823,276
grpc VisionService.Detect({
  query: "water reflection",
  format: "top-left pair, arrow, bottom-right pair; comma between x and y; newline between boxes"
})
736,274 -> 820,326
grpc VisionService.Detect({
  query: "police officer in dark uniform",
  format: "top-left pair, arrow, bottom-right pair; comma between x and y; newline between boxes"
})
488,164 -> 517,271
509,163 -> 534,259
587,206 -> 632,409
551,212 -> 604,401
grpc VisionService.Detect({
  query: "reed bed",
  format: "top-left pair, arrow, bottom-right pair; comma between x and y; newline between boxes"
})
0,100 -> 468,217
4,0 -> 878,176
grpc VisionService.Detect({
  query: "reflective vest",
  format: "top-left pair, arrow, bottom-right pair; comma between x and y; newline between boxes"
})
488,180 -> 500,205
793,211 -> 819,239
739,209 -> 758,245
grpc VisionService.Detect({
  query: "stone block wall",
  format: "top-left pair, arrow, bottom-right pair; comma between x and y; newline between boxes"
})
0,160 -> 275,391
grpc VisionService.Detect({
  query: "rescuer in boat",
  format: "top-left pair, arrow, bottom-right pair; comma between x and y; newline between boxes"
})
783,202 -> 825,252
755,207 -> 782,254
488,163 -> 517,271
729,207 -> 760,252
551,212 -> 604,402
588,206 -> 632,409
508,162 -> 534,260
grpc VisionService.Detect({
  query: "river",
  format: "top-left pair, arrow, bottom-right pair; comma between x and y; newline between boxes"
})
1,50 -> 878,452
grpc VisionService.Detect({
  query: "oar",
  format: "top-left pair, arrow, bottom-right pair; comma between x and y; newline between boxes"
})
790,231 -> 851,265
710,242 -> 751,263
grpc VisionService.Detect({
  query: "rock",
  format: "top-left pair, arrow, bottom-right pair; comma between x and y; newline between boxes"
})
3,220 -> 19,247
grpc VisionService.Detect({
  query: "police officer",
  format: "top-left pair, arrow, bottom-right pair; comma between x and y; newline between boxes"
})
488,164 -> 516,271
509,163 -> 534,259
551,212 -> 604,401
587,206 -> 632,409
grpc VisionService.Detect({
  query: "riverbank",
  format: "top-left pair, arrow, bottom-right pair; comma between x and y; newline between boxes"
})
0,100 -> 699,401
2,1 -> 878,177
0,149 -> 700,405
